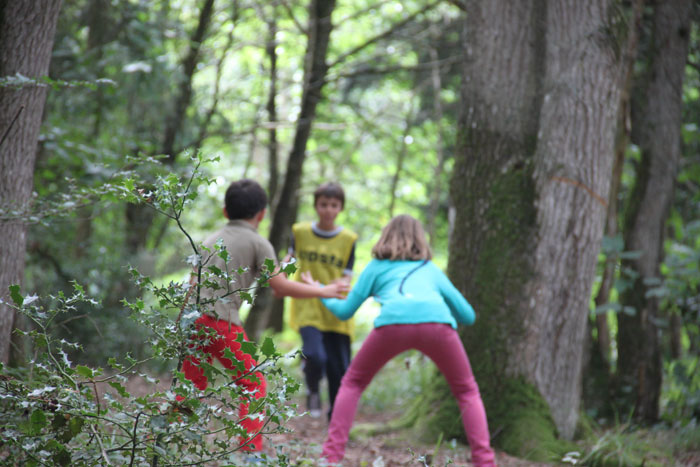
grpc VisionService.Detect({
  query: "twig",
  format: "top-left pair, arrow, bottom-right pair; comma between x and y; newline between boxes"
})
90,424 -> 113,466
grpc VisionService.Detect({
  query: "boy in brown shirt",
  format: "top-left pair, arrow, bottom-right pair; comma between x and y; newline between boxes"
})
182,179 -> 347,452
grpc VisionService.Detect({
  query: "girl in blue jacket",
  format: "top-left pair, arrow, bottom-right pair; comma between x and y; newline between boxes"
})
306,214 -> 496,466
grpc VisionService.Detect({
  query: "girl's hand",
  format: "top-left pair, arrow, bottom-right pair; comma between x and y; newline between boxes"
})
321,281 -> 350,299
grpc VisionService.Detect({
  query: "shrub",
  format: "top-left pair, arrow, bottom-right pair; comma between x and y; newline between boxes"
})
0,156 -> 301,466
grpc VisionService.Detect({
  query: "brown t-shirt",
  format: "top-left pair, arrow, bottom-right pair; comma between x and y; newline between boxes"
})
198,219 -> 277,325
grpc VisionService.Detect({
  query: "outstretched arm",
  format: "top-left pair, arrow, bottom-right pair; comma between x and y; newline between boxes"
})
269,273 -> 348,299
304,261 -> 377,321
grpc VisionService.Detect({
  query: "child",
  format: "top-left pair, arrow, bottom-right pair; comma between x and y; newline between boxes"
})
181,179 -> 348,452
287,182 -> 357,419
305,214 -> 496,466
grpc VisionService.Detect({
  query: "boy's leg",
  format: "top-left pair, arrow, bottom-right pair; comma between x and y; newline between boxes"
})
322,326 -> 407,463
417,324 -> 496,467
321,330 -> 351,417
208,317 -> 267,452
299,326 -> 326,414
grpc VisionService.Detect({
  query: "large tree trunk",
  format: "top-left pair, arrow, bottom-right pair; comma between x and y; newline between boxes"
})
445,0 -> 623,455
245,0 -> 337,339
616,0 -> 692,423
0,0 -> 63,364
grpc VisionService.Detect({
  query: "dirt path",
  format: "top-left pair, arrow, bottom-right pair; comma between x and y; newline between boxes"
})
265,405 -> 544,466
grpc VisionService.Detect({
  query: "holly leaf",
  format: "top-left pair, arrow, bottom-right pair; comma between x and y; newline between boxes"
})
9,285 -> 23,306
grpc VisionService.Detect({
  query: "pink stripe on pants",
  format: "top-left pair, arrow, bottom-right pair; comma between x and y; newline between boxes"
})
322,323 -> 496,466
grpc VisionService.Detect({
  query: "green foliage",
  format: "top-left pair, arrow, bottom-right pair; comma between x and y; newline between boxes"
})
0,160 -> 302,466
662,356 -> 700,423
572,423 -> 674,467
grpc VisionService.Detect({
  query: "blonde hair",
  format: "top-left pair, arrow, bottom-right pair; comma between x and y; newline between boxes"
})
371,215 -> 432,261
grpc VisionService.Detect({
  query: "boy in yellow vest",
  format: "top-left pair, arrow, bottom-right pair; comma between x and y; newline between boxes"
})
288,182 -> 357,419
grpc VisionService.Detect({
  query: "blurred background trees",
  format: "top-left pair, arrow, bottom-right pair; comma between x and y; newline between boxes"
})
1,0 -> 699,461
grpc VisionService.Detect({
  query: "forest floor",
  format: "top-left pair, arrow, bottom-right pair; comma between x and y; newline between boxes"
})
120,374 -> 700,466
264,402 -> 542,466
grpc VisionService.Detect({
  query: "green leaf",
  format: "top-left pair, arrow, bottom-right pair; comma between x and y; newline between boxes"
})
108,381 -> 130,398
68,416 -> 84,437
9,284 -> 23,306
75,365 -> 94,378
23,409 -> 48,435
261,337 -> 276,357
239,291 -> 253,304
240,340 -> 258,359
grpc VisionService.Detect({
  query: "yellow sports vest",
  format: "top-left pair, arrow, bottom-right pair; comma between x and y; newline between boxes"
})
289,222 -> 357,337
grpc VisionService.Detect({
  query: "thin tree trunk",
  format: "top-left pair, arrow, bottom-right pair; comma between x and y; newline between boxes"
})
266,12 -> 280,214
0,0 -> 63,364
617,0 -> 692,423
586,0 -> 644,386
162,0 -> 215,162
125,0 -> 215,255
388,114 -> 413,217
246,0 -> 337,339
191,3 -> 240,155
425,33 -> 447,246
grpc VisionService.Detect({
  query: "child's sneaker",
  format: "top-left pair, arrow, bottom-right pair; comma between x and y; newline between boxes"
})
307,391 -> 321,418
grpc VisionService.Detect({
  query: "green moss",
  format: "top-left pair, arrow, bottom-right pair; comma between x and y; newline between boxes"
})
484,378 -> 577,462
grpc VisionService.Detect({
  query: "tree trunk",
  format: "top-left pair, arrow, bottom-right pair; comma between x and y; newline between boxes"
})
125,0 -> 215,255
245,0 -> 337,339
426,34 -> 447,246
616,0 -> 692,423
265,12 -> 280,214
162,0 -> 216,163
0,0 -> 63,365
445,0 -> 622,454
583,0 -> 643,417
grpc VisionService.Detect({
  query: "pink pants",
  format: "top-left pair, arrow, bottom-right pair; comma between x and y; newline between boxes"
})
322,323 -> 496,466
181,315 -> 266,451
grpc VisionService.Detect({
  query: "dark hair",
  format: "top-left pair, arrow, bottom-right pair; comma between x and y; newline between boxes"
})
314,182 -> 345,208
371,214 -> 432,261
224,179 -> 268,220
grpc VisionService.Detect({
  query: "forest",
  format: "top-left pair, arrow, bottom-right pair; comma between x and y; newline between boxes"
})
1,0 -> 699,465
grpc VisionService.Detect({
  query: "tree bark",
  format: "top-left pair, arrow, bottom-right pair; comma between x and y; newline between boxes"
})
616,0 -> 692,423
426,34 -> 447,246
162,0 -> 216,163
245,0 -> 337,339
265,12 -> 280,214
0,0 -> 63,364
125,0 -> 215,255
448,0 -> 623,449
583,0 -> 643,416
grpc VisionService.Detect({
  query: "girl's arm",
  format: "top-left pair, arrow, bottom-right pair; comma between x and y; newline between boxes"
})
435,266 -> 476,325
318,260 -> 377,321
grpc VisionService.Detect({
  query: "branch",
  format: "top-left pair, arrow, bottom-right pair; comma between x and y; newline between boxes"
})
90,424 -> 113,466
279,0 -> 307,35
327,55 -> 461,83
327,0 -> 441,70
